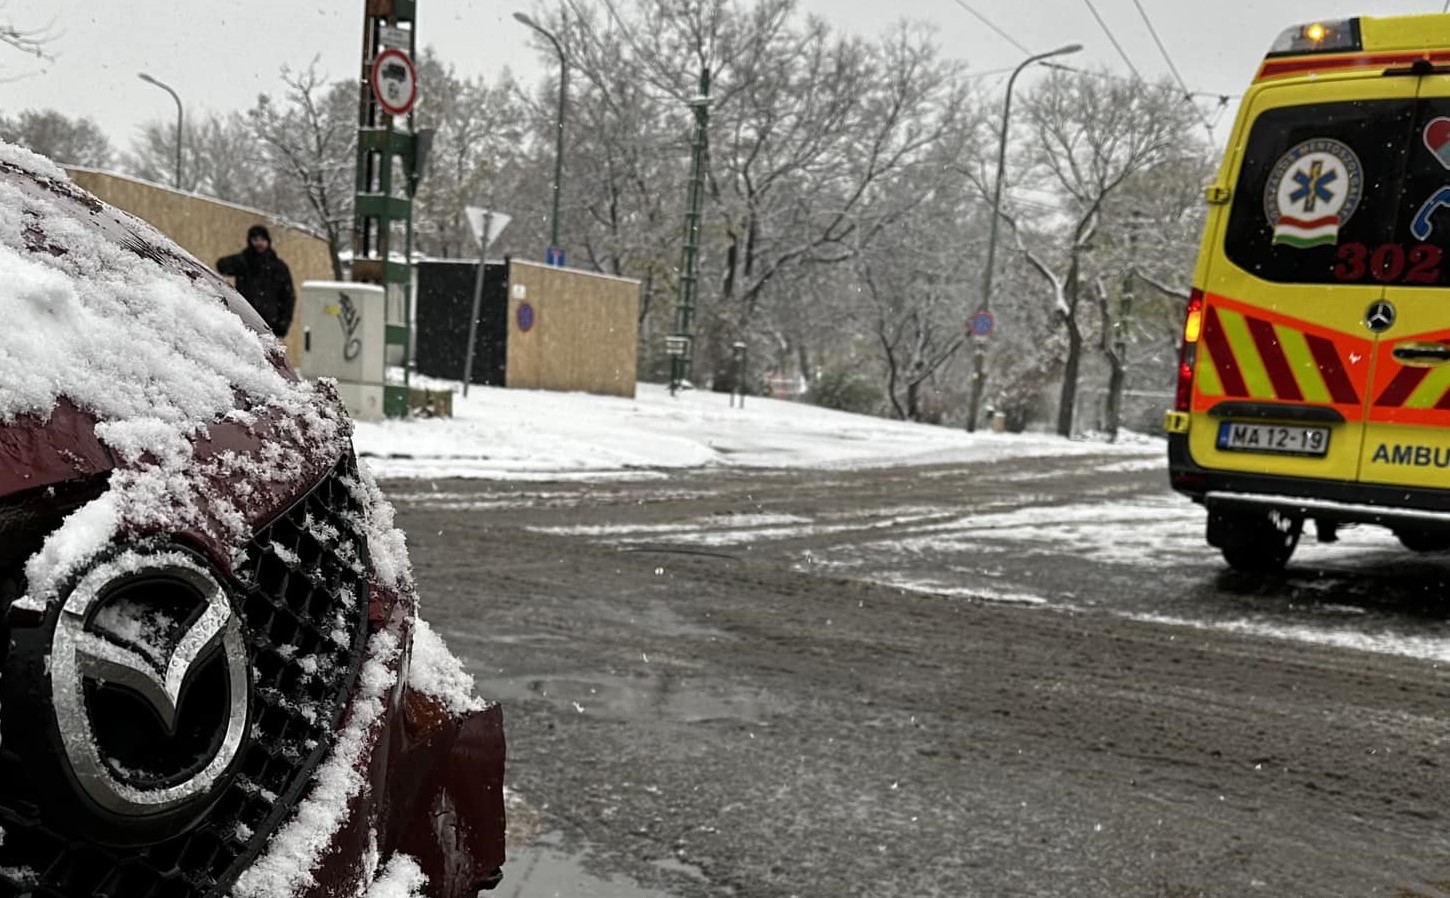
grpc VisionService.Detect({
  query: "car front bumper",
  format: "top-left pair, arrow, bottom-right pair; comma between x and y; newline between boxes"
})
289,598 -> 507,898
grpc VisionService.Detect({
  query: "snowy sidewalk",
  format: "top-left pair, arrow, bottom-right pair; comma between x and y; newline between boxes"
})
352,383 -> 1161,480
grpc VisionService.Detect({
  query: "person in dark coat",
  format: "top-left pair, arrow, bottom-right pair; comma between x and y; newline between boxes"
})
217,225 -> 297,338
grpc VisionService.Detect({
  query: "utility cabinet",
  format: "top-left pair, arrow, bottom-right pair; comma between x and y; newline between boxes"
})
298,280 -> 388,421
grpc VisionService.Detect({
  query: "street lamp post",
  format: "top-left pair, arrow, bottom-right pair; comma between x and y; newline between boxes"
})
513,12 -> 568,263
138,73 -> 183,190
967,42 -> 1083,433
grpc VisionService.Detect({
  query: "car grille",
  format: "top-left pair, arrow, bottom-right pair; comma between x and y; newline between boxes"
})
0,456 -> 372,898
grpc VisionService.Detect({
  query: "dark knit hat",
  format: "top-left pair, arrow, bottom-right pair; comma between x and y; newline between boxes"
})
247,224 -> 272,243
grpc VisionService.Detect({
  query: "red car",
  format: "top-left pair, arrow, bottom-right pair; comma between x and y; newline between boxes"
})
0,145 -> 505,897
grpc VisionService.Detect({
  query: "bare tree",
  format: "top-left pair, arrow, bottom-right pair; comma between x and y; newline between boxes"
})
0,3 -> 52,60
128,117 -> 204,192
702,20 -> 968,388
843,156 -> 985,421
571,16 -> 682,277
493,5 -> 1216,431
1089,152 -> 1216,438
411,51 -> 525,259
0,110 -> 113,167
128,111 -> 277,211
247,63 -> 357,278
1010,70 -> 1201,437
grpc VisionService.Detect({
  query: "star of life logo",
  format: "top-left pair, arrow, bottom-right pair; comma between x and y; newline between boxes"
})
1263,138 -> 1364,249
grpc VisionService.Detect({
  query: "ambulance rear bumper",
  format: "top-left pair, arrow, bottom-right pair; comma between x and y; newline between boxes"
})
1168,433 -> 1450,527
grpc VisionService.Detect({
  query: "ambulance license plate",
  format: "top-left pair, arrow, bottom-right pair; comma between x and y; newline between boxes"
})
1216,422 -> 1329,456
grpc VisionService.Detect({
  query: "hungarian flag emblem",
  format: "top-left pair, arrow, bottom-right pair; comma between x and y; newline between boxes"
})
1264,138 -> 1363,249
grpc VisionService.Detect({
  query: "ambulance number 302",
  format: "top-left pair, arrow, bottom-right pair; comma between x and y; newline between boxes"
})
1334,242 -> 1442,285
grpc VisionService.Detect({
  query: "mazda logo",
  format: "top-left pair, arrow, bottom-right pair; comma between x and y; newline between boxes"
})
50,552 -> 250,817
1366,300 -> 1397,333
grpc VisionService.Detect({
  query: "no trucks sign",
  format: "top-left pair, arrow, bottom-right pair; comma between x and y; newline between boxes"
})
371,47 -> 418,118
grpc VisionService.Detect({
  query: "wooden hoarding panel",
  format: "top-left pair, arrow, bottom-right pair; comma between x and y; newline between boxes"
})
506,260 -> 639,398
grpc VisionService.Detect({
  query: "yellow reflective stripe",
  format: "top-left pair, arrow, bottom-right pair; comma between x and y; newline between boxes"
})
1404,364 -> 1450,409
1274,324 -> 1332,404
1196,345 -> 1225,397
1217,308 -> 1274,399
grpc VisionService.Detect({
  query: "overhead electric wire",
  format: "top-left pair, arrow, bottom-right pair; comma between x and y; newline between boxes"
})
944,0 -> 1032,55
1079,0 -> 1147,83
1043,60 -> 1238,145
1128,0 -> 1218,140
1042,61 -> 1239,104
939,0 -> 1231,145
965,65 -> 1019,80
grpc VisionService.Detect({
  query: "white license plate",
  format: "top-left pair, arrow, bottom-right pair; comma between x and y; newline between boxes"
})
1216,422 -> 1330,456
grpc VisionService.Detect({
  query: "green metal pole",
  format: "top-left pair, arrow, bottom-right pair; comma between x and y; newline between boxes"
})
671,67 -> 711,395
354,1 -> 420,419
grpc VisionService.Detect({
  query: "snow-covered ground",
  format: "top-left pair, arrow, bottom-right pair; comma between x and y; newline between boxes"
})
352,383 -> 1159,480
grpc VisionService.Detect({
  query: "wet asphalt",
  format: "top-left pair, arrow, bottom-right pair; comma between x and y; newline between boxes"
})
388,452 -> 1450,898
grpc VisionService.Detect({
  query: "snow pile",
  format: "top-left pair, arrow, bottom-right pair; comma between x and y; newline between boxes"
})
407,619 -> 486,715
231,629 -> 403,898
353,382 -> 1160,480
360,855 -> 427,898
343,463 -> 414,592
0,141 -> 349,605
0,141 -> 67,182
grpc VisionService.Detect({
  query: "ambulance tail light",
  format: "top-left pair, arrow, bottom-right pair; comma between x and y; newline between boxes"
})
1174,290 -> 1205,413
1267,19 -> 1361,56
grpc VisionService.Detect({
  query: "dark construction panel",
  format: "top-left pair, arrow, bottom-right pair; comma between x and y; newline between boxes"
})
415,261 -> 508,386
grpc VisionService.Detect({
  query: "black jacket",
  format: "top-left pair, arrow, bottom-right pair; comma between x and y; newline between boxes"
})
217,248 -> 296,337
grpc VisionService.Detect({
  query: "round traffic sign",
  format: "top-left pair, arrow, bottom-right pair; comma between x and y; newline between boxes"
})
517,301 -> 536,333
371,48 -> 418,118
968,310 -> 996,339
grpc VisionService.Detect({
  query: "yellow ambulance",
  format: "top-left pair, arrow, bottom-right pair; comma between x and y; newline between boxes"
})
1168,14 -> 1450,570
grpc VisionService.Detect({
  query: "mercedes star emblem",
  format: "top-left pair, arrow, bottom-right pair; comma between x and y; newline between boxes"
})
1366,300 -> 1397,333
50,552 -> 250,817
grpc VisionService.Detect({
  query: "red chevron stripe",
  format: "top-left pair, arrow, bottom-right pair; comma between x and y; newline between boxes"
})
1246,317 -> 1304,401
1376,365 -> 1430,408
1304,334 -> 1359,405
1202,305 -> 1248,397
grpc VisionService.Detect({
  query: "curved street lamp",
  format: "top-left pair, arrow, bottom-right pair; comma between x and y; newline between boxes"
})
968,42 -> 1083,433
513,12 -> 568,262
138,72 -> 183,190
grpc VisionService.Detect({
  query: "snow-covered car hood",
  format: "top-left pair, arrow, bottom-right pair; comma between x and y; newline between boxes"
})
0,141 -> 351,600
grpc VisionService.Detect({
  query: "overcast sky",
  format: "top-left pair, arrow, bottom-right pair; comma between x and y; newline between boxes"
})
6,0 -> 1447,151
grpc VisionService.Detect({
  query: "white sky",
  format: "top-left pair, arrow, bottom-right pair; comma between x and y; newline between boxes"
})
5,0 -> 1447,151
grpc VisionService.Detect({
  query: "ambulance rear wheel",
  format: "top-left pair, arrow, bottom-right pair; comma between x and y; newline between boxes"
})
1395,529 -> 1450,553
1208,509 -> 1302,573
